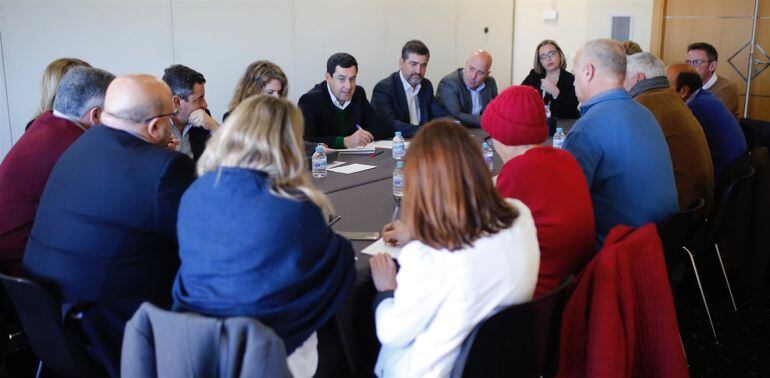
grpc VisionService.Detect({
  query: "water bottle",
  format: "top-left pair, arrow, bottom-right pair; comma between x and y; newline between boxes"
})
312,144 -> 327,178
392,161 -> 404,198
553,128 -> 566,149
392,131 -> 406,160
482,142 -> 494,172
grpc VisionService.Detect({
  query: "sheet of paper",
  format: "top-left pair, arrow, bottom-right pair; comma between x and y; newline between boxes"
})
336,145 -> 375,154
361,238 -> 403,260
370,140 -> 411,149
327,161 -> 346,169
328,163 -> 377,174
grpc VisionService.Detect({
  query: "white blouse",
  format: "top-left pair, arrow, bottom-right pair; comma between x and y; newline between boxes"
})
374,198 -> 540,378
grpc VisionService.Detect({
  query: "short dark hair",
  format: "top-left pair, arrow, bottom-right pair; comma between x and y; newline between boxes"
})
326,53 -> 358,76
675,71 -> 703,93
401,40 -> 430,61
162,64 -> 206,99
687,42 -> 718,62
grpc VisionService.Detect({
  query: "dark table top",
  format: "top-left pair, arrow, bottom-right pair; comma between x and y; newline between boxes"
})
323,119 -> 577,270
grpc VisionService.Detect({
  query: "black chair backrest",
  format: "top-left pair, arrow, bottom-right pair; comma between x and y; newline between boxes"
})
451,276 -> 575,378
0,273 -> 105,377
739,117 -> 770,150
657,198 -> 706,272
696,165 -> 756,251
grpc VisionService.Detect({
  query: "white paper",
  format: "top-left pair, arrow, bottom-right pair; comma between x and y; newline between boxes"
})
326,161 -> 346,169
369,140 -> 411,149
328,163 -> 377,174
336,145 -> 375,154
361,238 -> 403,260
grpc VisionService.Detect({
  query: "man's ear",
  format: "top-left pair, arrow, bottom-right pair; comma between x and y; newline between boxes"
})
584,63 -> 596,82
145,118 -> 167,145
172,95 -> 182,109
88,107 -> 101,126
677,85 -> 691,100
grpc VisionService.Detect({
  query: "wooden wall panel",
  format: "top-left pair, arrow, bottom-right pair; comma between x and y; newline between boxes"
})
665,0 -> 754,17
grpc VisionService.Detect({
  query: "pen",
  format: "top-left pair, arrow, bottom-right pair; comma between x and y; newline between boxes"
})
371,150 -> 384,158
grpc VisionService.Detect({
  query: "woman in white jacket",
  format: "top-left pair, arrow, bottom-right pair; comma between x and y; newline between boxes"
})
369,119 -> 541,378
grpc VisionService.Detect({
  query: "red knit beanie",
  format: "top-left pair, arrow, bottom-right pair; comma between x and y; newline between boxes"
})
481,85 -> 547,146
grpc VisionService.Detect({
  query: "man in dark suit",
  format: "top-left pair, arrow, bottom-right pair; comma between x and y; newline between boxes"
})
23,74 -> 196,376
436,50 -> 498,128
162,64 -> 219,161
371,40 -> 446,138
299,53 -> 392,149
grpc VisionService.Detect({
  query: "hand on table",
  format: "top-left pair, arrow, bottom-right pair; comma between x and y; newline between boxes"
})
189,108 -> 220,131
540,78 -> 560,99
382,221 -> 410,247
344,128 -> 373,148
370,253 -> 397,292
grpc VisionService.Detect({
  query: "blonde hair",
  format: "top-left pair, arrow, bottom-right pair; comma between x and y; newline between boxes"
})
229,60 -> 288,110
533,40 -> 567,76
198,95 -> 332,215
37,58 -> 91,117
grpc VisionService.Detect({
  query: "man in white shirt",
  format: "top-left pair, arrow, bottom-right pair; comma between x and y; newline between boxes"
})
371,40 -> 446,138
162,64 -> 220,161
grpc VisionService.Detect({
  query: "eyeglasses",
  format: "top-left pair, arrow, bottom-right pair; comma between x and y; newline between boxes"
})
686,59 -> 712,67
104,109 -> 179,124
539,50 -> 559,60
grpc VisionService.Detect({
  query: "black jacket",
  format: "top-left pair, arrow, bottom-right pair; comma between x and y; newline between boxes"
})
371,71 -> 447,138
522,69 -> 581,119
298,81 -> 392,148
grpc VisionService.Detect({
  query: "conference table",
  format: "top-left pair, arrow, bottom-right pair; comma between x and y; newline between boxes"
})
316,119 -> 576,270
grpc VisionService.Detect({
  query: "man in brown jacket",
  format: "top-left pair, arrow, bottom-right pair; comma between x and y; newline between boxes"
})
625,52 -> 715,214
686,42 -> 741,118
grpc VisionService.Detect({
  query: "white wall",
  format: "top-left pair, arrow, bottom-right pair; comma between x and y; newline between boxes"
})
0,0 -> 514,160
512,0 -> 653,84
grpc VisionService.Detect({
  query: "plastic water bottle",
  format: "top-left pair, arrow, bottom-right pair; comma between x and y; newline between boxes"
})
482,142 -> 494,172
312,144 -> 327,178
392,131 -> 406,160
393,161 -> 404,198
553,128 -> 566,149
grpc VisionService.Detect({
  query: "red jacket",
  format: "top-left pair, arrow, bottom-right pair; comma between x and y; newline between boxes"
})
0,111 -> 84,275
558,224 -> 688,377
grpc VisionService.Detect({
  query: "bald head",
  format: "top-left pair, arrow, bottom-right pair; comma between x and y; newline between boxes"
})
666,63 -> 702,100
104,74 -> 172,123
573,39 -> 626,102
102,74 -> 174,146
463,50 -> 493,89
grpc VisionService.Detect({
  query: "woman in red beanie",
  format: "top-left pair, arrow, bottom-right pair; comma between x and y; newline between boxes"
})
482,85 -> 595,297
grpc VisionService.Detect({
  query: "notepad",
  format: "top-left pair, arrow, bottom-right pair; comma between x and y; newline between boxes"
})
336,145 -> 375,154
369,140 -> 411,149
327,163 -> 376,174
361,238 -> 403,260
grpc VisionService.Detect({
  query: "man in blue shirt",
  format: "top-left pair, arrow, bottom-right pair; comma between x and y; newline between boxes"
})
666,63 -> 747,183
564,39 -> 678,246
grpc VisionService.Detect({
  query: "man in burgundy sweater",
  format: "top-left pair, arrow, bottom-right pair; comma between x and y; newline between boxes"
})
0,66 -> 114,275
481,85 -> 595,297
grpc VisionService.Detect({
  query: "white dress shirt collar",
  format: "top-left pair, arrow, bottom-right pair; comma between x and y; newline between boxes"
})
327,84 -> 351,110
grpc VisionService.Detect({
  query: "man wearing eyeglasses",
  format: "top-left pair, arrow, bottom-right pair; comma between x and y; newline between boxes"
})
23,74 -> 196,376
437,50 -> 498,128
686,42 -> 740,118
162,64 -> 219,161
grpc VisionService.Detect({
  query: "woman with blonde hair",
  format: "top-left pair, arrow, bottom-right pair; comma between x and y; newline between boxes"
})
369,120 -> 540,377
173,95 -> 355,377
27,57 -> 91,129
522,39 -> 580,119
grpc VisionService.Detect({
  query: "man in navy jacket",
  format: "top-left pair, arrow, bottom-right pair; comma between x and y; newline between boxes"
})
23,74 -> 195,376
299,53 -> 392,149
371,40 -> 446,138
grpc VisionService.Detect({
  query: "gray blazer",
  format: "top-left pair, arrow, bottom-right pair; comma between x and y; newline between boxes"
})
436,68 -> 498,127
121,302 -> 292,378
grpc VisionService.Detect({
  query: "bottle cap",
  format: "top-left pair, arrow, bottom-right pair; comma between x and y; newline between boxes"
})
556,127 -> 563,133
315,145 -> 324,153
395,131 -> 402,137
482,142 -> 489,148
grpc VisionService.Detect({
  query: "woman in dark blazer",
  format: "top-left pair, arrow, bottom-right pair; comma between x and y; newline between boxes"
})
173,95 -> 355,377
521,39 -> 580,119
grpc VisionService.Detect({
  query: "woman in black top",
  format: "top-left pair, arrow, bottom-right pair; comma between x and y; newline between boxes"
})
521,40 -> 580,119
